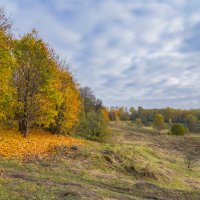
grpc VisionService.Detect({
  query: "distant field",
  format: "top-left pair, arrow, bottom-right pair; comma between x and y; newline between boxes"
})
0,122 -> 200,199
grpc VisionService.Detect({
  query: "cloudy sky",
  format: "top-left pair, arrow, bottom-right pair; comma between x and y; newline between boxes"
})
1,0 -> 200,109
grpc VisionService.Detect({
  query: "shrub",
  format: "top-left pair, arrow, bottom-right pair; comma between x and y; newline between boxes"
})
77,111 -> 108,142
171,124 -> 186,135
77,87 -> 108,142
135,118 -> 143,127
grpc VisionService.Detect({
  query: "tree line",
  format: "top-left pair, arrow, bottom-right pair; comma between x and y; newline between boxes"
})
0,8 -> 108,140
108,106 -> 200,131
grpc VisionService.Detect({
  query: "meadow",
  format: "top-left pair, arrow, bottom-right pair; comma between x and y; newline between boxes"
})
0,122 -> 200,200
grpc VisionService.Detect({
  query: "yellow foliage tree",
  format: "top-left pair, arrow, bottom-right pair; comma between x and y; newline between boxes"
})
101,107 -> 110,123
50,68 -> 81,134
0,8 -> 83,136
0,29 -> 14,121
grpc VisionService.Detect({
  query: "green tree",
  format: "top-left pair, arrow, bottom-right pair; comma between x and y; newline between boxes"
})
129,107 -> 137,120
78,111 -> 107,141
184,114 -> 198,124
78,87 -> 108,141
80,87 -> 102,113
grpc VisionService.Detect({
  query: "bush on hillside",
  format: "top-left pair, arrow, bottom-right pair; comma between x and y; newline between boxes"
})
77,111 -> 108,142
77,87 -> 109,142
135,118 -> 143,127
171,124 -> 186,135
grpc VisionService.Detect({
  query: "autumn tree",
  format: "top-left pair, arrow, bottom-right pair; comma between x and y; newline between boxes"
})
0,8 -> 14,122
109,108 -> 118,121
0,8 -> 82,136
49,67 -> 81,134
117,107 -> 129,121
0,7 -> 91,138
0,7 -> 12,31
153,114 -> 164,134
101,107 -> 110,123
13,30 -> 60,137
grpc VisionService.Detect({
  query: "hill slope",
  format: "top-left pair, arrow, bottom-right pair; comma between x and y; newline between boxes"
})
0,123 -> 200,199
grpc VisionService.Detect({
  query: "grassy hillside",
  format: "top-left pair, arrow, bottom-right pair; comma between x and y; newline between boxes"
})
0,122 -> 200,199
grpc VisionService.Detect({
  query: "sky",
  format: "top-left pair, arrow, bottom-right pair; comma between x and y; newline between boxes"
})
1,0 -> 200,109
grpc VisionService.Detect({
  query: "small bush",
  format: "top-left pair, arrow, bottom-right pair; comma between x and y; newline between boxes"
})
135,118 -> 143,127
167,130 -> 171,135
171,124 -> 186,135
77,111 -> 108,142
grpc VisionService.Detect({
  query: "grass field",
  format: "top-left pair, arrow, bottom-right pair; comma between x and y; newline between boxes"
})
0,122 -> 200,199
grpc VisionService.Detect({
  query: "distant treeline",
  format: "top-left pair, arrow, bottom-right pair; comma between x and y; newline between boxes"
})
108,106 -> 200,125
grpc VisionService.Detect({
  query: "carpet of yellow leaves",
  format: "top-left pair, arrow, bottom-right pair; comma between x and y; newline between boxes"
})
0,129 -> 83,158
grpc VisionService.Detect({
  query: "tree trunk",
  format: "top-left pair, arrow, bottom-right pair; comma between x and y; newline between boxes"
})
18,121 -> 22,132
20,86 -> 29,137
21,118 -> 28,137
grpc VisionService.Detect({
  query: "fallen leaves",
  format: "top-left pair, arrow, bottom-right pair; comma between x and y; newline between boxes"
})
0,129 -> 83,158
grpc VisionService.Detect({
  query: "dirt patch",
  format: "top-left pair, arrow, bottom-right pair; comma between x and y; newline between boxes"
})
60,191 -> 81,199
2,170 -> 37,183
152,136 -> 200,160
110,123 -> 200,161
133,181 -> 200,200
140,165 -> 157,180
